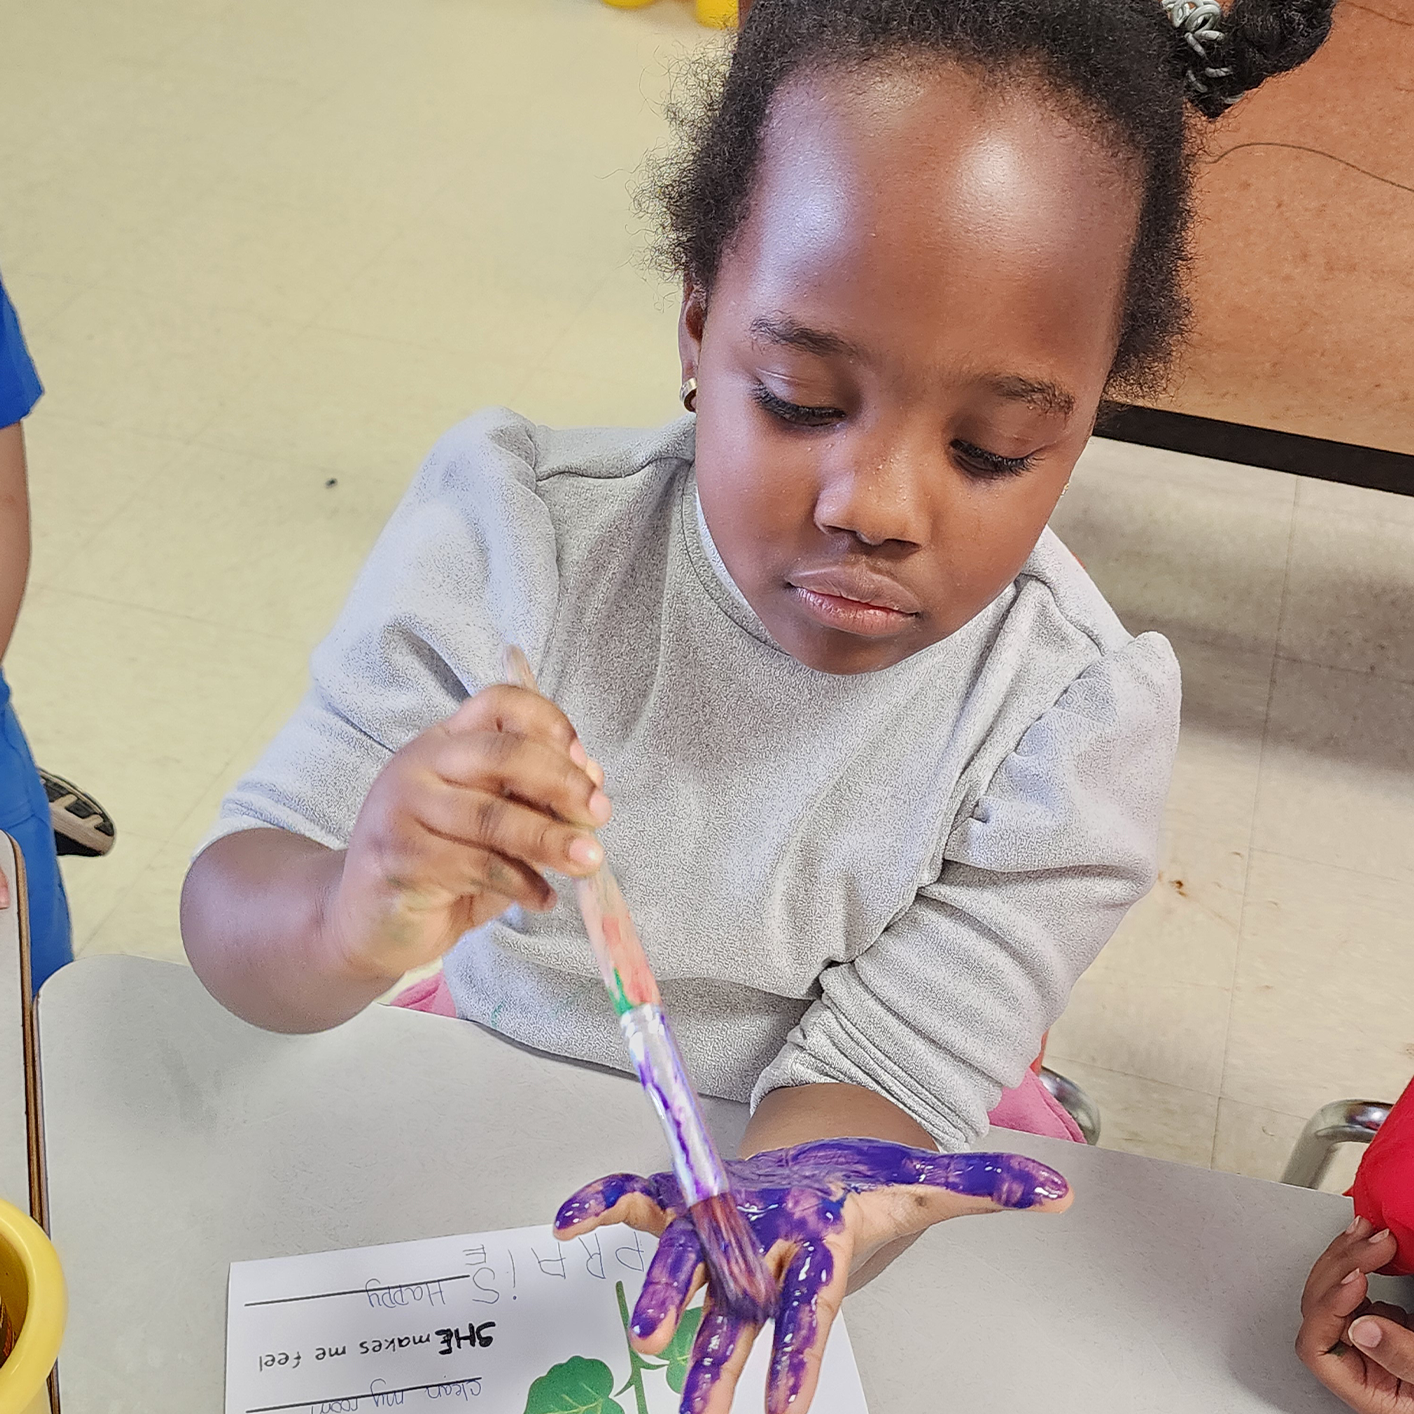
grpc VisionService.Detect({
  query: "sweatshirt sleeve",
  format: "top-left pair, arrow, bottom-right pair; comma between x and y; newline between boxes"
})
750,630 -> 1181,1150
198,409 -> 560,854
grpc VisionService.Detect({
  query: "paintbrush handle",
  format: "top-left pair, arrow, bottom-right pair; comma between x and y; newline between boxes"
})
499,646 -> 661,1013
619,1002 -> 731,1206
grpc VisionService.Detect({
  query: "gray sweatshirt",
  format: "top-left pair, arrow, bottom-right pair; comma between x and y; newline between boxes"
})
207,409 -> 1180,1149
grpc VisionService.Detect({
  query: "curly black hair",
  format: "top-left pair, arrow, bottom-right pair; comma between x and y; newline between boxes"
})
648,0 -> 1335,396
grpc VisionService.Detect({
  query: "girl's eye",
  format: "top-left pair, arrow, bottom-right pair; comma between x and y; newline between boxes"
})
951,439 -> 1038,480
751,384 -> 844,428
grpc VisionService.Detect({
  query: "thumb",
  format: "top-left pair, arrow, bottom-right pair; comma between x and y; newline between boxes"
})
1348,1316 -> 1414,1382
553,1171 -> 675,1240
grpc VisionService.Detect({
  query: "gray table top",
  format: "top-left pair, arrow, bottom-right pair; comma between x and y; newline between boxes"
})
36,954 -> 1390,1414
1,834 -> 32,1211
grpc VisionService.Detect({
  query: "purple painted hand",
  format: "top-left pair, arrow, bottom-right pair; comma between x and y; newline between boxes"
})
554,1137 -> 1071,1414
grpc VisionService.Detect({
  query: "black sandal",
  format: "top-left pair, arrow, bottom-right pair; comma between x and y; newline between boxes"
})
38,770 -> 116,857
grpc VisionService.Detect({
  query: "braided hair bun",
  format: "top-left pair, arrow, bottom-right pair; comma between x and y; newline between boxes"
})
1168,0 -> 1336,117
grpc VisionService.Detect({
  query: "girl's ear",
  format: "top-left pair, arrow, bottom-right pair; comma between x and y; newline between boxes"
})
677,278 -> 707,385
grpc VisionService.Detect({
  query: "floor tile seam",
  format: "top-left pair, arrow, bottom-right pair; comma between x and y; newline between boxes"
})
18,580 -> 317,650
56,266 -> 315,340
1269,648 -> 1414,691
274,217 -> 436,335
491,266 -> 622,390
1211,1090 -> 1316,1124
1211,500 -> 1298,1164
1237,842 -> 1414,891
26,434 -> 203,582
1040,1053 -> 1223,1105
1043,1046 -> 1227,1098
1083,440 -> 1302,503
26,409 -> 194,453
67,840 -> 173,956
11,275 -> 105,340
1293,477 -> 1414,526
176,304 -> 326,450
161,425 -> 400,485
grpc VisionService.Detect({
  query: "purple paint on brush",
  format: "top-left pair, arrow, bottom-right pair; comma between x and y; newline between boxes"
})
555,1137 -> 1069,1414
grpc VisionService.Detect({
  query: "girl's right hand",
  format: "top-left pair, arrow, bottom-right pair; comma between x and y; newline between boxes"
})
326,684 -> 610,985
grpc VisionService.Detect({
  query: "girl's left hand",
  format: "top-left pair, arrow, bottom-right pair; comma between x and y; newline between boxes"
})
554,1137 -> 1071,1414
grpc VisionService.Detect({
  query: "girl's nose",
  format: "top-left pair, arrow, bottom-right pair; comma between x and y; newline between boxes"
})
812,435 -> 932,549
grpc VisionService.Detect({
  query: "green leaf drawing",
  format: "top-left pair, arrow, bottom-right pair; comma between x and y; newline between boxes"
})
524,1355 -> 628,1414
662,1304 -> 705,1395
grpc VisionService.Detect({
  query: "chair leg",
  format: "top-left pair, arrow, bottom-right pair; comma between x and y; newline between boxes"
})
1039,1067 -> 1102,1146
1281,1100 -> 1391,1189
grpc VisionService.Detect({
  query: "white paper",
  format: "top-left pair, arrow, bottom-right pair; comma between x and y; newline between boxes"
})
226,1224 -> 869,1414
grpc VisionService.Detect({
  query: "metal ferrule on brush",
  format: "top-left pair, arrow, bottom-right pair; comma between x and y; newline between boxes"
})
619,1003 -> 729,1209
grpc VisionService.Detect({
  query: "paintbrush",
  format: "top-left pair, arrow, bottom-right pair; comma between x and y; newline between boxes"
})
501,645 -> 777,1323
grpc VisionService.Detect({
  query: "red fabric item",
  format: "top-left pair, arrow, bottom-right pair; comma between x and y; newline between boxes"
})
391,972 -> 1085,1144
1349,1075 -> 1414,1276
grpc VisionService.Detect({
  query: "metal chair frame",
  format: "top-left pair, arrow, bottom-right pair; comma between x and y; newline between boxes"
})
1281,1099 -> 1392,1189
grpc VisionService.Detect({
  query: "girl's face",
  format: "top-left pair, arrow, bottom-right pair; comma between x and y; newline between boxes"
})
683,63 -> 1143,675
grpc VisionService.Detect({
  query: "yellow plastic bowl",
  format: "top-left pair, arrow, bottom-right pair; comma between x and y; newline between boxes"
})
695,0 -> 739,24
0,1199 -> 65,1414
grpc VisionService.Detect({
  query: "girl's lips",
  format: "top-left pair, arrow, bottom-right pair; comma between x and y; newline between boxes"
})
790,586 -> 917,637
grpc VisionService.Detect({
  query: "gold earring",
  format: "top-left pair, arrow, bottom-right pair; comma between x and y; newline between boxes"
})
680,377 -> 698,413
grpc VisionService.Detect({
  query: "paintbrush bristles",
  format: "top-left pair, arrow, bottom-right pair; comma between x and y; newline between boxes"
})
692,1192 -> 778,1324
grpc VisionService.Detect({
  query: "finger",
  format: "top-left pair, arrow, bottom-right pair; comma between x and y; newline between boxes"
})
680,1296 -> 756,1414
414,780 -> 603,881
449,684 -> 584,756
1302,1218 -> 1374,1312
767,1240 -> 846,1414
928,1152 -> 1072,1211
630,1216 -> 706,1354
553,1171 -> 677,1239
1348,1315 -> 1414,1382
0,873 -> 8,909
1297,1264 -> 1374,1368
430,729 -> 611,834
401,829 -> 556,914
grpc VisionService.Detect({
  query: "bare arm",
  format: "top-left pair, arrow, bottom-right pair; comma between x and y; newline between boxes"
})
0,420 -> 30,663
181,829 -> 397,1033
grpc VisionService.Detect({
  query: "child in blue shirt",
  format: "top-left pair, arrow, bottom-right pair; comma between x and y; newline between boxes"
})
0,270 -> 72,989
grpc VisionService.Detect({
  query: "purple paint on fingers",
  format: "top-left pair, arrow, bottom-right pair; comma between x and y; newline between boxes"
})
553,1170 -> 671,1234
681,1301 -> 750,1414
558,1137 -> 1070,1414
768,1241 -> 833,1414
633,1215 -> 704,1340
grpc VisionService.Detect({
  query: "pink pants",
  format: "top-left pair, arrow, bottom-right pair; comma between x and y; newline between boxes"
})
392,972 -> 1084,1144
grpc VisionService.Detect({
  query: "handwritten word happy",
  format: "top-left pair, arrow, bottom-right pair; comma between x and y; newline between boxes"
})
364,1279 -> 449,1310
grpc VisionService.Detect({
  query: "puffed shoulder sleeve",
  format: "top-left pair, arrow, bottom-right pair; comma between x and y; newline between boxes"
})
752,631 -> 1181,1150
198,409 -> 560,854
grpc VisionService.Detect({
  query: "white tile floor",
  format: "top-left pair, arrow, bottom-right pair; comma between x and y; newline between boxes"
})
2,0 -> 1410,1188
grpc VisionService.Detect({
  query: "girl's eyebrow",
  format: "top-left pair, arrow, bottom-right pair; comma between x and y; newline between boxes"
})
988,374 -> 1075,420
749,314 -> 864,361
750,314 -> 1076,420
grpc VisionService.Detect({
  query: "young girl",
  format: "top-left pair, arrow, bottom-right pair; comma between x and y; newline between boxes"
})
182,1 -> 1334,1409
